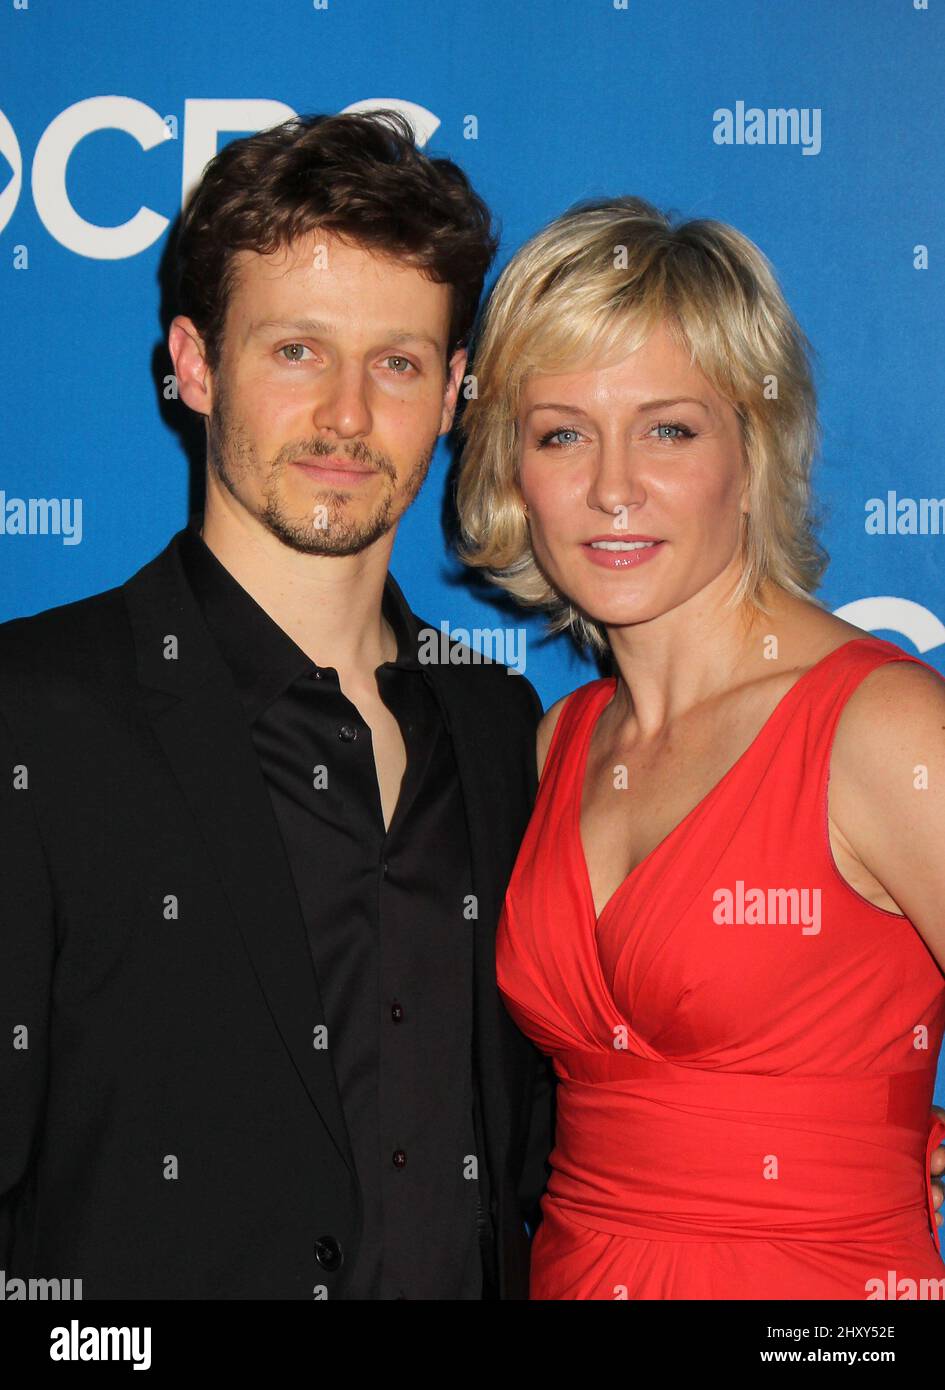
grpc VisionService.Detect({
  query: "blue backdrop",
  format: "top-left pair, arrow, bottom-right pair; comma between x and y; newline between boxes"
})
1,0 -> 942,1160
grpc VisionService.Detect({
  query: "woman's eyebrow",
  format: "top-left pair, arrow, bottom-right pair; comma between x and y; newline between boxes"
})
524,395 -> 710,417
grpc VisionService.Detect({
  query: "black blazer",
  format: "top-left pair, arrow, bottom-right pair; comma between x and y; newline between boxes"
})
0,528 -> 554,1299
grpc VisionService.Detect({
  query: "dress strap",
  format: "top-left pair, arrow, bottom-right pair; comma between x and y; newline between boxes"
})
539,677 -> 614,791
807,635 -> 936,725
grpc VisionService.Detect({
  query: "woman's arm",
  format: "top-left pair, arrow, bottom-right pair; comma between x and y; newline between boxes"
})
829,660 -> 945,970
830,660 -> 945,1226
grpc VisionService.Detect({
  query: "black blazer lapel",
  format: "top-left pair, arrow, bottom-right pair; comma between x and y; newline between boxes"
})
122,532 -> 356,1177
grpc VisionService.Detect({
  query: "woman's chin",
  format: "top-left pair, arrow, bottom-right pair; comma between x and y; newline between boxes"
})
572,595 -> 665,632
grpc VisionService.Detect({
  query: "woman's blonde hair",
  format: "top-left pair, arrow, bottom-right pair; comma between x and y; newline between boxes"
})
455,196 -> 828,652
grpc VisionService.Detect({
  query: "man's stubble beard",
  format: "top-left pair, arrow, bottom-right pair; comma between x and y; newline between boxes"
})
207,378 -> 438,557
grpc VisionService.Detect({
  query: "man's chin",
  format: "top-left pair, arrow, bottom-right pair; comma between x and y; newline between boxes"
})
261,501 -> 395,557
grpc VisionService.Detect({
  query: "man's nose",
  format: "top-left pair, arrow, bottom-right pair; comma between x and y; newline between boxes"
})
310,360 -> 373,440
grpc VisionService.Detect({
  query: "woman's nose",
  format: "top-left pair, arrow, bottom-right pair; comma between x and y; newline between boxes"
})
587,445 -> 646,519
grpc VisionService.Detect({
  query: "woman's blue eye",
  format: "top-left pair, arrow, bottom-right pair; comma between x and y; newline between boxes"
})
652,421 -> 695,441
536,428 -> 581,448
536,422 -> 696,449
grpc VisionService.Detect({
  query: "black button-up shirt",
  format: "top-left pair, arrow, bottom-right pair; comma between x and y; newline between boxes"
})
177,520 -> 487,1299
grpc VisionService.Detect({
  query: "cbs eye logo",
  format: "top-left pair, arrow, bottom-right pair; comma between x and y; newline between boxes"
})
832,598 -> 945,655
0,95 -> 440,258
0,107 -> 22,243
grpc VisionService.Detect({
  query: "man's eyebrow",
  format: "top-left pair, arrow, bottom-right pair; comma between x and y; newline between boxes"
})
247,318 -> 443,351
524,395 -> 710,417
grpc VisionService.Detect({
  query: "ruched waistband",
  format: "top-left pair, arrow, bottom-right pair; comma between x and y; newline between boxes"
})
547,1050 -> 945,1247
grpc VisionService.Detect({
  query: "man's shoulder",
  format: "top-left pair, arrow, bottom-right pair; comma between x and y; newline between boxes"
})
0,581 -> 126,655
0,531 -> 180,684
0,570 -> 145,712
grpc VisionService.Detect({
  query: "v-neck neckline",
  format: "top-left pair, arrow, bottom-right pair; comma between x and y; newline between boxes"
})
575,637 -> 873,927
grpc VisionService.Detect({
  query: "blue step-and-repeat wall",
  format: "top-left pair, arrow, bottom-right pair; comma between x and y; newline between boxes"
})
1,2 -> 943,1149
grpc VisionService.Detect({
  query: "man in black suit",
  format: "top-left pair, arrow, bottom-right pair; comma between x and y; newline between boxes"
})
0,111 -> 554,1299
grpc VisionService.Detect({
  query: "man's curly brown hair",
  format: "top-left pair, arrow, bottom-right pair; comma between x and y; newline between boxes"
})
175,109 -> 499,373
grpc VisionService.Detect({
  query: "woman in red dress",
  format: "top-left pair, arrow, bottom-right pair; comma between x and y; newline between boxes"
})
456,197 -> 945,1299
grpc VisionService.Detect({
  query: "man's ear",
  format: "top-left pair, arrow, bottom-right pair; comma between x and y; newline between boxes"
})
438,345 -> 469,436
169,316 -> 214,418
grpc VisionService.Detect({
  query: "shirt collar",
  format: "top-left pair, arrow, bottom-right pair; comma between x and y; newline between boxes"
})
176,516 -> 422,721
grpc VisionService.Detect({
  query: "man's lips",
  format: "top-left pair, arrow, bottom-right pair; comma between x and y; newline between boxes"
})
291,455 -> 378,484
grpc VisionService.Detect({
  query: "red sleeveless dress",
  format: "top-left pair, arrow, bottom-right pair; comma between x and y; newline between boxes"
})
497,636 -> 945,1299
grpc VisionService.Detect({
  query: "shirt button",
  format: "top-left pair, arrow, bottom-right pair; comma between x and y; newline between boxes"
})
382,860 -> 389,877
337,724 -> 358,742
391,1002 -> 404,1023
313,1235 -> 344,1270
392,1149 -> 407,1169
312,670 -> 322,681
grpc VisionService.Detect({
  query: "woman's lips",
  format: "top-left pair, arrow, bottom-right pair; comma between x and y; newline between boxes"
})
582,538 -> 665,569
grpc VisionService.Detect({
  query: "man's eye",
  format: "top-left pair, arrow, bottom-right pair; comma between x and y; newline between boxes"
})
384,355 -> 415,374
278,343 -> 313,362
